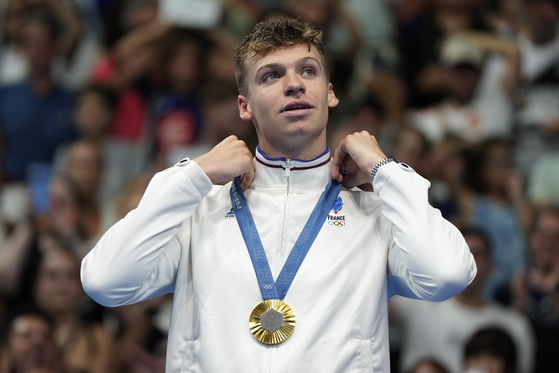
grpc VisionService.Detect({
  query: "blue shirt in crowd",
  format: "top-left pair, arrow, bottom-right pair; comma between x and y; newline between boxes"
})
0,81 -> 77,181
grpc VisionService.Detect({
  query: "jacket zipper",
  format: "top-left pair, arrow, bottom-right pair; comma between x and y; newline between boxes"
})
284,159 -> 292,197
276,159 -> 292,275
268,160 -> 292,373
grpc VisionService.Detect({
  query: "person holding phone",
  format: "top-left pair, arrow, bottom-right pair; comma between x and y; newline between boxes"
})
81,17 -> 476,373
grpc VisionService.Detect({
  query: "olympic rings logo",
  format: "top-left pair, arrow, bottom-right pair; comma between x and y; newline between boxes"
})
328,220 -> 346,227
262,284 -> 274,289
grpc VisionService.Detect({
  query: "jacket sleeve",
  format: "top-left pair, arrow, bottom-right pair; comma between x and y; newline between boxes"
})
80,160 -> 213,307
373,162 -> 477,301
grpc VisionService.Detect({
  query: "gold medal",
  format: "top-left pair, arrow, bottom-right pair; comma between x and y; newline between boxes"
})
249,299 -> 296,345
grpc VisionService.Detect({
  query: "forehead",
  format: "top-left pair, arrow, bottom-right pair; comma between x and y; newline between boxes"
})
246,44 -> 324,75
40,250 -> 77,271
11,316 -> 50,335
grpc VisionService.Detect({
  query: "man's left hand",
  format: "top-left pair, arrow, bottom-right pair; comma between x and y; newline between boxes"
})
331,131 -> 386,189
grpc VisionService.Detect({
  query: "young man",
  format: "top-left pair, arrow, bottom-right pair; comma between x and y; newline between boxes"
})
81,18 -> 476,372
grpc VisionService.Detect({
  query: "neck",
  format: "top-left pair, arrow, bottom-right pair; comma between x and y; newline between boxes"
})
258,138 -> 328,161
258,146 -> 325,161
256,126 -> 328,160
29,74 -> 53,98
257,144 -> 330,161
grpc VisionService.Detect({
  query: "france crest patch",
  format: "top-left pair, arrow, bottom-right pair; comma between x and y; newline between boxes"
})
331,196 -> 343,214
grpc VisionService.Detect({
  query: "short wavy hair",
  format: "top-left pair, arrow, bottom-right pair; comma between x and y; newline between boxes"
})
234,17 -> 328,97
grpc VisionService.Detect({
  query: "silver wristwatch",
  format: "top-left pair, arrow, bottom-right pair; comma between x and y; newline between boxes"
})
369,156 -> 397,184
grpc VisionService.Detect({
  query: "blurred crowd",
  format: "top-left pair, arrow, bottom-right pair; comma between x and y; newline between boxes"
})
0,0 -> 558,372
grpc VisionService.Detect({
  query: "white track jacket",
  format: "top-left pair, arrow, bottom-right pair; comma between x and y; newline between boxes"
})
81,148 -> 476,373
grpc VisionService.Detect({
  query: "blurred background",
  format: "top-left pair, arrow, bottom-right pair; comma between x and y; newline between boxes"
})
0,0 -> 558,372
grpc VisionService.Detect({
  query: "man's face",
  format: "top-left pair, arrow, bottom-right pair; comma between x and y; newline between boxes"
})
8,315 -> 54,367
21,21 -> 57,77
238,44 -> 339,158
530,212 -> 559,271
446,65 -> 481,104
36,250 -> 83,314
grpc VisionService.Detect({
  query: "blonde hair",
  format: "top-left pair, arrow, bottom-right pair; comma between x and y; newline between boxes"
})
234,17 -> 328,96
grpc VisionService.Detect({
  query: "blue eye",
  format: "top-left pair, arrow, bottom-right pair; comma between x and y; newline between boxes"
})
302,69 -> 315,76
264,73 -> 279,82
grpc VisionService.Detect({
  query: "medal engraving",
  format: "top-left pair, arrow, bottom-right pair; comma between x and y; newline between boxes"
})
249,300 -> 296,344
261,309 -> 283,332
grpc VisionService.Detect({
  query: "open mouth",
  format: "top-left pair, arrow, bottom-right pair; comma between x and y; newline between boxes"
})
284,105 -> 310,111
281,102 -> 313,113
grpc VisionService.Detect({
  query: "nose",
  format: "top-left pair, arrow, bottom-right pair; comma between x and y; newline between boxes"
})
284,71 -> 305,95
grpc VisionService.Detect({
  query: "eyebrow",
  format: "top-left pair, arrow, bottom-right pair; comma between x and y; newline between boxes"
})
254,56 -> 321,80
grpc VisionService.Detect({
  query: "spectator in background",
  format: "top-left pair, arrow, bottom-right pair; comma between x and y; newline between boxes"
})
466,139 -> 532,298
0,174 -> 87,310
146,28 -> 210,170
329,71 -> 408,160
34,246 -> 118,373
497,208 -> 559,373
54,86 -> 146,205
0,0 -> 27,87
102,0 -> 159,49
390,127 -> 429,177
0,9 -> 77,182
515,0 -> 559,176
200,83 -> 257,155
91,0 -> 168,142
329,94 -> 396,156
426,136 -> 473,228
0,308 -> 63,373
0,0 -> 98,90
410,32 -> 519,145
390,228 -> 534,373
63,140 -> 118,255
397,0 -> 492,108
463,327 -> 518,373
205,28 -> 239,87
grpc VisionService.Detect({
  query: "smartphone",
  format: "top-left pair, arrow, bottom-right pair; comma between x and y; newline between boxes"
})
27,162 -> 52,214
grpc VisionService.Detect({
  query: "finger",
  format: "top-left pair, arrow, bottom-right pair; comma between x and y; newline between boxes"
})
342,154 -> 362,175
331,141 -> 348,182
240,164 -> 256,191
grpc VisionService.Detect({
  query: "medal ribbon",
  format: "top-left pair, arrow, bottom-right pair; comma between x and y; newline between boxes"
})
230,176 -> 342,301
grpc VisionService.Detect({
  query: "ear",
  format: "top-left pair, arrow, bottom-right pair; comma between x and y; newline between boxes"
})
238,95 -> 253,122
327,83 -> 339,108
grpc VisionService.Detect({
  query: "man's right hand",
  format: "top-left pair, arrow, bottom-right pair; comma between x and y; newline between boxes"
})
194,136 -> 255,190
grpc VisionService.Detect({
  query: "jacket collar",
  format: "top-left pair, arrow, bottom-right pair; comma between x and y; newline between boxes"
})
250,146 -> 333,195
